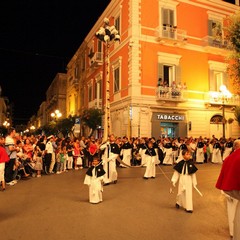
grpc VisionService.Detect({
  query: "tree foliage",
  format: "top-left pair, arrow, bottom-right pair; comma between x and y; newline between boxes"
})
225,11 -> 240,94
36,115 -> 76,137
80,108 -> 103,136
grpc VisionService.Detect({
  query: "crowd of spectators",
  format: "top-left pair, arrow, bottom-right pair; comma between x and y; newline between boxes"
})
0,126 -> 238,191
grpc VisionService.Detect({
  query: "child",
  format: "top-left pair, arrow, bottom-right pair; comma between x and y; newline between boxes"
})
171,149 -> 198,213
84,156 -> 105,204
143,140 -> 157,179
33,146 -> 43,177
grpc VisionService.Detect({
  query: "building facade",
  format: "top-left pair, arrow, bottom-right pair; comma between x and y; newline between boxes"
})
45,73 -> 67,123
66,0 -> 240,139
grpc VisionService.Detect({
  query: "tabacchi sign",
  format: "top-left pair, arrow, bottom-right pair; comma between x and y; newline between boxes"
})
157,114 -> 185,121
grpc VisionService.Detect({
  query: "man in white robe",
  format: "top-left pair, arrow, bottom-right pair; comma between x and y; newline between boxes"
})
100,134 -> 120,185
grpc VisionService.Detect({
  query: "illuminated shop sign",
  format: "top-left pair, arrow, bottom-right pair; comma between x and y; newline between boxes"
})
157,114 -> 185,121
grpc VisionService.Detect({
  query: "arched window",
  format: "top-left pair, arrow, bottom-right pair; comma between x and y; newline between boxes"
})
210,114 -> 223,124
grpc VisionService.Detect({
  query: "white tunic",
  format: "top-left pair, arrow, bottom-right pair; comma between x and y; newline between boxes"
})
84,169 -> 104,204
171,164 -> 197,211
100,143 -> 118,184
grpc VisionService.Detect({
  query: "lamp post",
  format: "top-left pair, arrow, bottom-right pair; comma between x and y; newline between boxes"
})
51,109 -> 62,121
96,18 -> 120,141
219,85 -> 232,139
3,120 -> 10,128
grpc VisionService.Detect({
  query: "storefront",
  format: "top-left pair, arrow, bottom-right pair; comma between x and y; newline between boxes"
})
151,112 -> 187,139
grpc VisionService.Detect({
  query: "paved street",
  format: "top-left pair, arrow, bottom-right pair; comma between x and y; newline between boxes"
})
0,163 -> 231,240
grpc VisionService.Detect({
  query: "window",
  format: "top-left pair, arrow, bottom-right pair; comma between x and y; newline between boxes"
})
96,40 -> 103,62
162,8 -> 175,39
208,61 -> 228,91
112,57 -> 122,94
74,65 -> 79,79
158,52 -> 181,87
114,67 -> 120,93
88,85 -> 92,102
94,80 -> 102,99
115,15 -> 120,34
208,20 -> 222,41
163,65 -> 175,86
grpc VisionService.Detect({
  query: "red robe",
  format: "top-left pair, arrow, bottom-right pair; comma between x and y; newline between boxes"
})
0,146 -> 10,163
216,148 -> 240,191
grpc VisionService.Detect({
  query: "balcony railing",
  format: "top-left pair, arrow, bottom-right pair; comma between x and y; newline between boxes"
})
202,36 -> 232,50
208,91 -> 240,106
155,25 -> 187,43
89,52 -> 103,68
156,87 -> 240,106
88,99 -> 102,109
156,86 -> 188,101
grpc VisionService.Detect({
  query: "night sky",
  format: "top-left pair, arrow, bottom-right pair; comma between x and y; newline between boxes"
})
0,0 -> 110,125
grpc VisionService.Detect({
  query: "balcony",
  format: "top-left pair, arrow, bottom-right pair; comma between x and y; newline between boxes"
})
207,91 -> 240,107
89,52 -> 103,68
202,36 -> 232,54
155,25 -> 187,45
88,99 -> 102,109
156,86 -> 188,102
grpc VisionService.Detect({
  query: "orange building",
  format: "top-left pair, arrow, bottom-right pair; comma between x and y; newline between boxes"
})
66,0 -> 240,139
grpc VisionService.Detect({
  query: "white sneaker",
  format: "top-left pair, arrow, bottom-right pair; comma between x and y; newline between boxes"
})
6,181 -> 15,186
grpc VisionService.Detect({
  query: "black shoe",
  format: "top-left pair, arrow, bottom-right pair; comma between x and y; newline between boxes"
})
143,177 -> 148,179
175,203 -> 180,209
185,209 -> 193,213
151,177 -> 155,179
103,183 -> 110,186
113,180 -> 117,184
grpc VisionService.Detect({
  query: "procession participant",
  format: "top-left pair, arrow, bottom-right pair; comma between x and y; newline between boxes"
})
176,138 -> 188,163
143,140 -> 157,179
119,136 -> 132,167
150,137 -> 160,165
222,138 -> 234,161
171,149 -> 198,213
195,137 -> 205,164
138,138 -> 147,166
162,137 -> 173,165
212,139 -> 222,163
84,155 -> 105,204
100,134 -> 120,185
216,139 -> 240,240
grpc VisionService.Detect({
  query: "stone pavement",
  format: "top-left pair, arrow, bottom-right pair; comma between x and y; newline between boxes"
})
0,163 -> 231,240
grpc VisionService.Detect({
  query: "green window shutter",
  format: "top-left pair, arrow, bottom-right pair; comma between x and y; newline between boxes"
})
175,65 -> 181,83
169,10 -> 174,27
209,69 -> 215,91
208,20 -> 213,36
158,63 -> 163,80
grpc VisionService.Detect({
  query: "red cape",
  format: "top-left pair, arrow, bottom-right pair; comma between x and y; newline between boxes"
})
215,148 -> 240,191
0,146 -> 10,163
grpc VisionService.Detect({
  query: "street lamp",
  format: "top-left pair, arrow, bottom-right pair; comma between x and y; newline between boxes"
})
3,120 -> 10,128
51,109 -> 62,121
219,85 -> 232,139
30,125 -> 36,131
96,18 -> 120,141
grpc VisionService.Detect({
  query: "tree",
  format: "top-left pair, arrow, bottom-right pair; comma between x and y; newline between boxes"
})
36,115 -> 76,138
225,11 -> 240,94
80,108 -> 103,137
